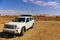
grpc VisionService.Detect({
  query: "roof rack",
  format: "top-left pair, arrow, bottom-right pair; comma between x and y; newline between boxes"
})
21,15 -> 32,16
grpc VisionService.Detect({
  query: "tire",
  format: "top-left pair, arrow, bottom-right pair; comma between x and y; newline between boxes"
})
20,27 -> 24,36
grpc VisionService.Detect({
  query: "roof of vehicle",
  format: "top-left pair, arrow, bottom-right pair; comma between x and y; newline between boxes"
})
21,15 -> 32,16
17,15 -> 33,18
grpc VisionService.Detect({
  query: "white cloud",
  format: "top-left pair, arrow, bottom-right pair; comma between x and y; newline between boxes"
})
22,0 -> 60,8
0,10 -> 21,15
0,10 -> 35,15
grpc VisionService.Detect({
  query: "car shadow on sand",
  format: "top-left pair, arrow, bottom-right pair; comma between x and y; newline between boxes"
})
0,32 -> 16,38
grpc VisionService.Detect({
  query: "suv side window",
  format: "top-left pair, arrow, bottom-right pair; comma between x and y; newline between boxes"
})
30,18 -> 33,21
29,18 -> 31,21
26,18 -> 29,22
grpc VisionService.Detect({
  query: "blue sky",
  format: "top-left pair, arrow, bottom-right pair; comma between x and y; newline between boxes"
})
0,0 -> 60,15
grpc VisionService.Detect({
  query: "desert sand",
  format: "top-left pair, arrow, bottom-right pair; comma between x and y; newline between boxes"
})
0,16 -> 60,40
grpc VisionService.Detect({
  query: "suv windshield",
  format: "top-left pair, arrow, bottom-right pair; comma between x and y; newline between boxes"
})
13,18 -> 25,22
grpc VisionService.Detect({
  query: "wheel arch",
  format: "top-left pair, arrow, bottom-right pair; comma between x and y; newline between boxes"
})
22,26 -> 26,31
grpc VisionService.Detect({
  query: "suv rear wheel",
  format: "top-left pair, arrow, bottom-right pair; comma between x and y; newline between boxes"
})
31,23 -> 34,28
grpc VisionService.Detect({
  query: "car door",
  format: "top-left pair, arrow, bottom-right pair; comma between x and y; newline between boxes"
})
26,18 -> 30,29
29,18 -> 33,27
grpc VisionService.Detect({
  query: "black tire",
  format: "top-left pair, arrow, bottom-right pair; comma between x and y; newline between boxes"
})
20,27 -> 25,36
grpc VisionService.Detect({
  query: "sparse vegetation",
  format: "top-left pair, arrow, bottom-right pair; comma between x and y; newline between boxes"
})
0,16 -> 16,24
34,16 -> 60,21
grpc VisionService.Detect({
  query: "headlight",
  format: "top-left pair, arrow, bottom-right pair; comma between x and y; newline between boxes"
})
15,25 -> 19,29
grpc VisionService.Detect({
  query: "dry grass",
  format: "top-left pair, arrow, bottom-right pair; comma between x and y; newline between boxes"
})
0,16 -> 60,40
0,16 -> 15,24
34,16 -> 60,21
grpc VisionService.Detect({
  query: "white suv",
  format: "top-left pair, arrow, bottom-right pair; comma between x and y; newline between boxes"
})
3,15 -> 34,36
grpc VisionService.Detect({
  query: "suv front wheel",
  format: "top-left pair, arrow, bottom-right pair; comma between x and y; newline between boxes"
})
20,27 -> 25,36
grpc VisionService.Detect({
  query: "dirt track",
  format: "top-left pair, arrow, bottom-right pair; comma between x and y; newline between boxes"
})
0,21 -> 60,40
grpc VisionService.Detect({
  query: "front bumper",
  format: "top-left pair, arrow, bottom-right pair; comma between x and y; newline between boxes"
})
3,29 -> 20,34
